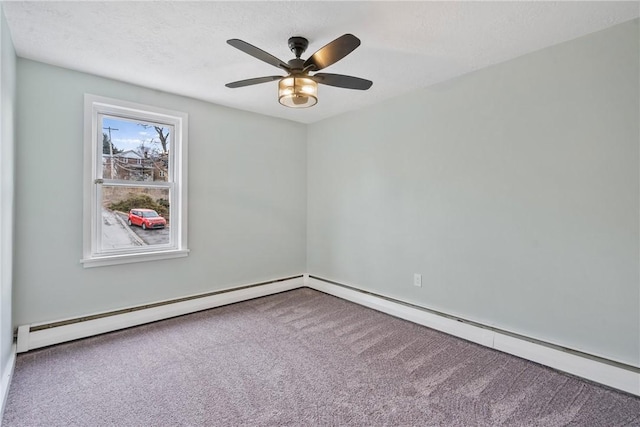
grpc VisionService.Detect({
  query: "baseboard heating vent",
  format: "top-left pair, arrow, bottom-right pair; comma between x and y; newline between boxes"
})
306,275 -> 640,397
16,275 -> 304,353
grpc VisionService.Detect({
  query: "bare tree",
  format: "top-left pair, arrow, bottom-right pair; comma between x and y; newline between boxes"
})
154,126 -> 169,154
138,124 -> 169,154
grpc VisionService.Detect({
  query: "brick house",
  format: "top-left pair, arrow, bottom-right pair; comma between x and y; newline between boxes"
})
102,150 -> 168,181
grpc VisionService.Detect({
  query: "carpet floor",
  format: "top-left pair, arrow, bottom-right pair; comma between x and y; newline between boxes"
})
3,288 -> 640,426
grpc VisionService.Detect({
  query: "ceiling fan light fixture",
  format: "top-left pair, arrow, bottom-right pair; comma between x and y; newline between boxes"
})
278,76 -> 318,108
226,34 -> 371,107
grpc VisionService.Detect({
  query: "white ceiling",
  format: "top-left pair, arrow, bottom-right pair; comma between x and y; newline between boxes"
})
3,1 -> 638,124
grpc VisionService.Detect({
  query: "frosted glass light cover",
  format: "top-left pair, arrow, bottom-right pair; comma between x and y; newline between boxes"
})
278,76 -> 318,108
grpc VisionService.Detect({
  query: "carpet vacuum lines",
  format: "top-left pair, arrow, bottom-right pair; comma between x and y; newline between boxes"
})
3,288 -> 640,426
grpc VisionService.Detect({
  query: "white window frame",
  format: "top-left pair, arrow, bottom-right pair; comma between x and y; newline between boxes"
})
82,94 -> 189,267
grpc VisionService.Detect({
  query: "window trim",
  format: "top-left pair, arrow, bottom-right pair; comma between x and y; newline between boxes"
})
82,94 -> 189,268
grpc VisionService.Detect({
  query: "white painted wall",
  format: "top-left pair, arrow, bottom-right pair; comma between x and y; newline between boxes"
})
307,20 -> 639,367
14,60 -> 307,326
0,5 -> 16,408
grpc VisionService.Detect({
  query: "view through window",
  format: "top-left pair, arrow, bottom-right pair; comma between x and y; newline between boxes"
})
83,95 -> 188,267
100,116 -> 172,250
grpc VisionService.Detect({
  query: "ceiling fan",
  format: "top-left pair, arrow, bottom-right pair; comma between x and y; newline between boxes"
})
225,34 -> 372,108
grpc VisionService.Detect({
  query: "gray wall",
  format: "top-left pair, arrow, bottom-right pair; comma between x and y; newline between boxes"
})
307,20 -> 639,367
14,60 -> 307,326
0,7 -> 16,379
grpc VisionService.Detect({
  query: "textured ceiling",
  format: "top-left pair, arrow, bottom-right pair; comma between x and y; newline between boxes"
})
3,1 -> 638,124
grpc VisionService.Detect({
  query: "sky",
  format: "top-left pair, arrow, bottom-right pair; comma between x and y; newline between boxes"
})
102,116 -> 170,154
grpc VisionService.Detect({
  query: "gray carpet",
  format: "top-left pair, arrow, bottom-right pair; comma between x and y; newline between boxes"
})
3,288 -> 640,426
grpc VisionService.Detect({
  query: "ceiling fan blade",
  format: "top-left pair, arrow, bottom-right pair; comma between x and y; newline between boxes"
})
225,75 -> 283,88
303,34 -> 361,71
311,73 -> 372,90
227,39 -> 290,71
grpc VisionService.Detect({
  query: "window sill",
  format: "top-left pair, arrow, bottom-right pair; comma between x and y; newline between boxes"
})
81,249 -> 190,268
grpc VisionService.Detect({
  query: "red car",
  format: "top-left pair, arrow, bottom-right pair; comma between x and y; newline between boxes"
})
127,208 -> 166,230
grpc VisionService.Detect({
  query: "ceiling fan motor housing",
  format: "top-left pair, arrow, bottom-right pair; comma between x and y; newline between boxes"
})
287,58 -> 305,70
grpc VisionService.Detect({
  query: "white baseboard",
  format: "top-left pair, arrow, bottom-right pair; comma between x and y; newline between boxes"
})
305,276 -> 640,397
0,344 -> 16,427
492,333 -> 639,396
14,274 -> 639,397
17,276 -> 304,353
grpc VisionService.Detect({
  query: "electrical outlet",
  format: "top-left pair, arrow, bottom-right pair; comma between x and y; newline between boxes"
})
413,273 -> 422,287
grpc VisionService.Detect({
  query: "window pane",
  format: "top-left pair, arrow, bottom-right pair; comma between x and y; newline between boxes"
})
101,186 -> 170,251
101,116 -> 171,182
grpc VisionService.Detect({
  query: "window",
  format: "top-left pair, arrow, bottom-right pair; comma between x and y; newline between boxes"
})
82,94 -> 188,267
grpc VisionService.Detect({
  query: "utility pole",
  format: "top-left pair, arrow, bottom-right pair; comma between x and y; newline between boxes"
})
103,126 -> 118,179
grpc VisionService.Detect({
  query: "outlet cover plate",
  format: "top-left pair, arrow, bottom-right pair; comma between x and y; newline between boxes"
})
414,273 -> 422,287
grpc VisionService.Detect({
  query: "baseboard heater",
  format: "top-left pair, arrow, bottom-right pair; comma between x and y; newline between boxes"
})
15,273 -> 639,396
305,275 -> 640,397
16,275 -> 305,353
